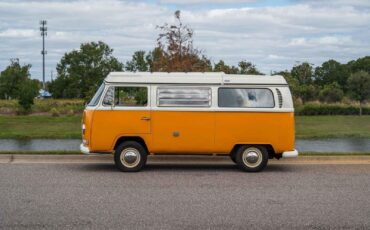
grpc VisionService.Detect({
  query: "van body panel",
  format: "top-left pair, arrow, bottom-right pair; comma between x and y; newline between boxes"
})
150,111 -> 215,153
214,112 -> 295,153
90,110 -> 151,151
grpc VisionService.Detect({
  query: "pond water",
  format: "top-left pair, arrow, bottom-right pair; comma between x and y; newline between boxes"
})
0,138 -> 370,153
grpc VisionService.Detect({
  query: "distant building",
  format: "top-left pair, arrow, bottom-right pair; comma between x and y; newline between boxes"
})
38,89 -> 52,98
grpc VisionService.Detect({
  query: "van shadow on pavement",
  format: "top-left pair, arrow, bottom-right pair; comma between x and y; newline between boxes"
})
80,162 -> 293,173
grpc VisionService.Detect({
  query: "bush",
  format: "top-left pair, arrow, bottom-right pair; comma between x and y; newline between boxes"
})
296,103 -> 370,115
319,83 -> 344,103
50,107 -> 60,117
17,80 -> 38,114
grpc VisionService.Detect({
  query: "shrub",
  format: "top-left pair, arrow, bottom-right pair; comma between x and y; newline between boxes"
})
50,107 -> 60,117
296,103 -> 370,115
17,80 -> 38,114
319,83 -> 344,103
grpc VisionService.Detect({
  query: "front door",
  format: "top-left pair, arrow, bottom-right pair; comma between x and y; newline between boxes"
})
91,85 -> 151,151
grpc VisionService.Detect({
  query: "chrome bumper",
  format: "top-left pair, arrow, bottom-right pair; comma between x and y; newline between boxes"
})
80,143 -> 90,154
282,149 -> 299,158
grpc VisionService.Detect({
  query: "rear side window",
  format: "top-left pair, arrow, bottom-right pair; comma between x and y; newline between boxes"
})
103,86 -> 148,107
218,88 -> 274,108
157,87 -> 211,107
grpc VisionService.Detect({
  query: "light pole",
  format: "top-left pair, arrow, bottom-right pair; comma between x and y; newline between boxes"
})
40,20 -> 47,90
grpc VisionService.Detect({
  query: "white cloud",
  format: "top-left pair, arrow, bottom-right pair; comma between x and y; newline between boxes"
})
0,29 -> 38,38
0,0 -> 369,79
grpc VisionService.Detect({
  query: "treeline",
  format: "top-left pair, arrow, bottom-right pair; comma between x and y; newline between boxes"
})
0,10 -> 369,114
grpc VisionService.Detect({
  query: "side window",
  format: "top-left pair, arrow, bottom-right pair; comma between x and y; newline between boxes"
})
103,86 -> 148,107
218,88 -> 274,108
102,86 -> 115,106
157,87 -> 211,107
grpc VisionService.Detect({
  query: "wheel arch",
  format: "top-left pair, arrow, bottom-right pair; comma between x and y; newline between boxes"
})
230,144 -> 275,159
114,136 -> 149,153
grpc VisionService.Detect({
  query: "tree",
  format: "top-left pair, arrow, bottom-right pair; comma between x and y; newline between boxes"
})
214,60 -> 238,74
314,60 -> 349,91
0,59 -> 32,99
347,71 -> 370,115
348,56 -> 370,74
18,80 -> 39,113
319,82 -> 344,103
152,10 -> 212,72
125,51 -> 150,72
50,41 -> 123,99
291,62 -> 313,85
238,61 -> 262,75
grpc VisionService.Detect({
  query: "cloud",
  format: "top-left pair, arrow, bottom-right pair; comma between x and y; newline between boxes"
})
0,0 -> 369,79
0,29 -> 38,38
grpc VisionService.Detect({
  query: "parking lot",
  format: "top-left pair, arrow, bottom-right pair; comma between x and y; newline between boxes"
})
1,158 -> 370,229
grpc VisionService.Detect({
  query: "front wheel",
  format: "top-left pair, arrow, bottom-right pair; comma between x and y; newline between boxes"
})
235,145 -> 268,172
114,141 -> 147,172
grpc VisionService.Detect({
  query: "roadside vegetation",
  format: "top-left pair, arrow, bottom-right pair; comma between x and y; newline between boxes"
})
0,99 -> 84,116
295,116 -> 370,139
0,114 -> 369,140
0,115 -> 81,139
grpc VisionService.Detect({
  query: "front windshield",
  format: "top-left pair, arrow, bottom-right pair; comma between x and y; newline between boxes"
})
88,83 -> 105,106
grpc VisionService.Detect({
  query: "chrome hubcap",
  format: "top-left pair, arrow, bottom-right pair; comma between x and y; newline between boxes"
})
120,148 -> 140,168
242,147 -> 262,168
245,151 -> 258,164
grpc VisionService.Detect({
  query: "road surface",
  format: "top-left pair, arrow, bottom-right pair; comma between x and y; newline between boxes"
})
0,159 -> 370,229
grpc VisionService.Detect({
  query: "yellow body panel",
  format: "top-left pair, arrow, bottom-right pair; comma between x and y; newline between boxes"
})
89,110 -> 152,152
84,109 -> 295,155
214,112 -> 294,153
151,111 -> 215,153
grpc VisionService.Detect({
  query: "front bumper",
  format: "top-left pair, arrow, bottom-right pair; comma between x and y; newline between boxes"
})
80,144 -> 90,154
282,149 -> 299,158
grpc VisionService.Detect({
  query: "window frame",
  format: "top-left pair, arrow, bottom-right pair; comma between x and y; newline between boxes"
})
156,86 -> 212,108
217,87 -> 275,108
87,83 -> 105,107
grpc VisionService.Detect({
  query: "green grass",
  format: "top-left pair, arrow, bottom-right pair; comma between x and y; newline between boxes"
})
0,115 -> 369,139
295,115 -> 370,139
0,115 -> 81,139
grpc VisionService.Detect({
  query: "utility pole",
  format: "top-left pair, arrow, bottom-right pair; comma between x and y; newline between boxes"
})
40,20 -> 47,90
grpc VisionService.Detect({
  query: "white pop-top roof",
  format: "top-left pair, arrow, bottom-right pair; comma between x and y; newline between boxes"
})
105,72 -> 287,85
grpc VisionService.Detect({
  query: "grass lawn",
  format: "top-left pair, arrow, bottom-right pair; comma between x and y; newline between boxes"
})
0,115 -> 81,139
0,115 -> 369,139
295,115 -> 370,139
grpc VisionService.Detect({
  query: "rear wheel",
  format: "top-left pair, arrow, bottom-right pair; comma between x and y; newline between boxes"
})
235,145 -> 268,172
114,141 -> 147,172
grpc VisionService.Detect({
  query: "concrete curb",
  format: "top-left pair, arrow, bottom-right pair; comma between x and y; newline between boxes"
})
1,154 -> 370,164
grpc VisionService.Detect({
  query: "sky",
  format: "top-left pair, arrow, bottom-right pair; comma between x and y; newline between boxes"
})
0,0 -> 369,81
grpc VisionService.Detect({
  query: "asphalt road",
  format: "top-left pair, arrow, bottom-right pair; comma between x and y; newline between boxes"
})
1,162 -> 370,229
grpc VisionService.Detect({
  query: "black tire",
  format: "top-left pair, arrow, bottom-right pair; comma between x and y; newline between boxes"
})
114,141 -> 147,172
235,145 -> 268,172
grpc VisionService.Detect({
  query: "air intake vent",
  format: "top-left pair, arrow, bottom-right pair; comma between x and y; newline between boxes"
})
276,88 -> 283,108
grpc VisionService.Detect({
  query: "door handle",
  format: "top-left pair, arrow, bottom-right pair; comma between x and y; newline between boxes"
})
141,117 -> 151,121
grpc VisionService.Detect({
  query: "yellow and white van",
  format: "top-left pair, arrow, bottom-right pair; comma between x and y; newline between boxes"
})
80,72 -> 298,172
